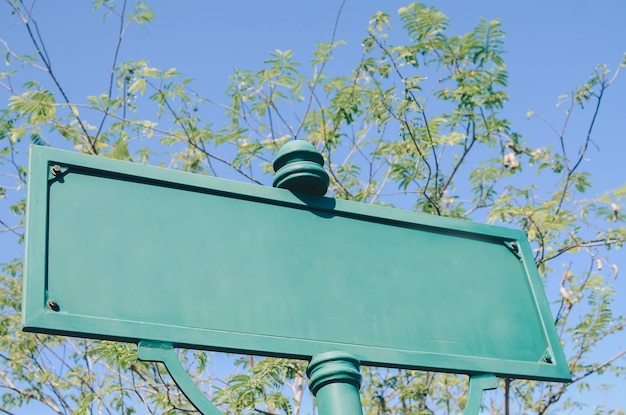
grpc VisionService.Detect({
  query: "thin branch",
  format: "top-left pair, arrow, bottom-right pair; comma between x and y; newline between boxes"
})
13,0 -> 97,154
0,38 -> 48,71
146,80 -> 269,183
94,0 -> 129,140
371,35 -> 440,208
440,120 -> 477,196
554,80 -> 607,219
570,81 -> 605,173
308,87 -> 355,199
539,237 -> 623,265
0,217 -> 23,237
380,98 -> 439,213
572,347 -> 626,384
295,0 -> 346,139
262,90 -> 296,139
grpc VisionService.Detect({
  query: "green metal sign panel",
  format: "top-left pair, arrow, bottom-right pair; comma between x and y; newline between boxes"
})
23,146 -> 570,382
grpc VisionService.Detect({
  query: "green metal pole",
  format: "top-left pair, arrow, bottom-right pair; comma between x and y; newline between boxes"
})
307,352 -> 364,415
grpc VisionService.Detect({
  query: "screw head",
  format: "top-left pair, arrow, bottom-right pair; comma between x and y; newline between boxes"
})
47,299 -> 59,311
543,351 -> 553,364
51,165 -> 62,176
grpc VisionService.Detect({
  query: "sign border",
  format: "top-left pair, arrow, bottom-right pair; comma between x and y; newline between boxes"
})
23,146 -> 571,382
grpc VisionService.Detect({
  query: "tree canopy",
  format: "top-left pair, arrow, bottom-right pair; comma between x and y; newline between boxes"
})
1,1 -> 625,414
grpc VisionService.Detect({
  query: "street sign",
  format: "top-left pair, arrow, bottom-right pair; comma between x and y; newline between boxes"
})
23,145 -> 570,382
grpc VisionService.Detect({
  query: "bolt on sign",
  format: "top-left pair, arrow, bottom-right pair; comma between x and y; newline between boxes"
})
23,143 -> 570,415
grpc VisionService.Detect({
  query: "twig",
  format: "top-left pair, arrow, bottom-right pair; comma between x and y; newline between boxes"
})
0,219 -> 22,237
94,0 -> 129,140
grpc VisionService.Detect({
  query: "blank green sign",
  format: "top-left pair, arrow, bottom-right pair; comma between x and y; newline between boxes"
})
23,146 -> 570,381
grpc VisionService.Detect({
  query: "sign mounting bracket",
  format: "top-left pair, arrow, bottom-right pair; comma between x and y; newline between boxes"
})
137,341 -> 223,415
463,373 -> 498,415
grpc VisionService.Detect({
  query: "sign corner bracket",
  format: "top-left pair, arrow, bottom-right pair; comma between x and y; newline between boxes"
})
137,341 -> 223,415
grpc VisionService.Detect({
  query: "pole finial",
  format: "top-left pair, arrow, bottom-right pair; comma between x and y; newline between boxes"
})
272,140 -> 329,196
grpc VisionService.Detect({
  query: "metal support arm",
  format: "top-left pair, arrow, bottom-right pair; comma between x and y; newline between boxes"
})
463,374 -> 498,415
137,341 -> 224,415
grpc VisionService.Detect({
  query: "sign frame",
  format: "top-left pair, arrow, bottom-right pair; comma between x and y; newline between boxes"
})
23,145 -> 571,382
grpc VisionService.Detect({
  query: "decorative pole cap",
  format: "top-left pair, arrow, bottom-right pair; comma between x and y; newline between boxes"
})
272,140 -> 329,196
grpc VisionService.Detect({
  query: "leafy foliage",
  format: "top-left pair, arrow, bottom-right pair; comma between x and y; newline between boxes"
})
1,1 -> 625,414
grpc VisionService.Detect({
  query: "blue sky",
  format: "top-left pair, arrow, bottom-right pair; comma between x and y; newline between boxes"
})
3,1 -> 625,186
1,1 -> 626,413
